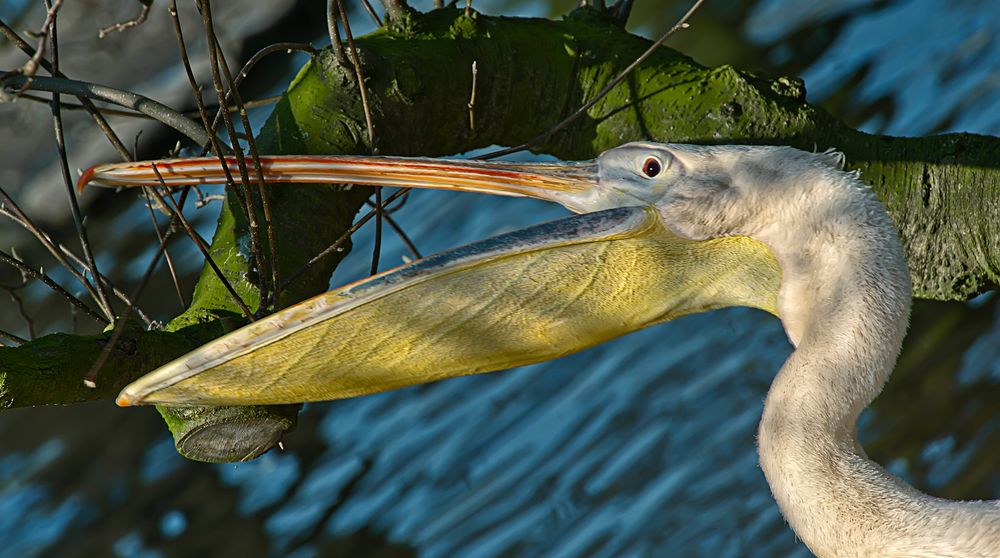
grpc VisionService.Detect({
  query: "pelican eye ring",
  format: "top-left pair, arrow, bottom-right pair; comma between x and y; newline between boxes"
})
642,156 -> 662,178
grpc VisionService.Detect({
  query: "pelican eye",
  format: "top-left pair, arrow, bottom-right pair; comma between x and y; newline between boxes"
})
642,156 -> 662,178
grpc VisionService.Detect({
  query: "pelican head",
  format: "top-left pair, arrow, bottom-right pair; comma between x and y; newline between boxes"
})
596,143 -> 857,239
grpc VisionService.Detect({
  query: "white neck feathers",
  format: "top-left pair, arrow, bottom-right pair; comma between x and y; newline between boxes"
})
752,172 -> 1000,557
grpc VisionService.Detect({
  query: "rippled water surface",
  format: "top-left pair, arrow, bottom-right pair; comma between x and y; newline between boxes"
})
0,1 -> 998,556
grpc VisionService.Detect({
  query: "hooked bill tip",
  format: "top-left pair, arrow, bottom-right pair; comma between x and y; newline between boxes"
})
77,165 -> 98,193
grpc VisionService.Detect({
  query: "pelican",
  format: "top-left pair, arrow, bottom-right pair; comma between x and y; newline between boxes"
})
81,143 -> 1000,557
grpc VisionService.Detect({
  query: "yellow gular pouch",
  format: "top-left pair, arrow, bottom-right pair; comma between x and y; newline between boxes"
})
120,206 -> 779,407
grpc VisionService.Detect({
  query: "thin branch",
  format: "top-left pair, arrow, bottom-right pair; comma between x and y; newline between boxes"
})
371,185 -> 384,275
0,328 -> 27,346
1,73 -> 212,147
0,249 -> 108,326
15,92 -> 282,119
1,272 -> 35,341
337,0 -> 384,276
365,200 -> 422,260
360,0 -> 383,27
0,205 -> 152,326
55,243 -> 152,326
144,166 -> 255,321
281,188 -> 409,293
382,188 -> 412,213
84,188 -> 190,387
170,0 -> 226,157
0,0 -> 62,94
210,36 -> 280,313
198,0 -> 270,316
326,0 -> 350,66
207,43 -> 316,136
169,0 -> 259,317
0,186 -> 104,311
48,1 -> 115,320
467,60 -> 477,132
141,188 -> 186,310
0,19 -> 136,160
98,0 -> 152,39
192,186 -> 225,207
0,19 -> 163,324
0,17 -> 139,315
483,0 -> 707,159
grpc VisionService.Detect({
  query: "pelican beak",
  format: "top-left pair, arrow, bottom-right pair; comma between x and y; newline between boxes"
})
78,155 -> 604,213
103,152 -> 782,408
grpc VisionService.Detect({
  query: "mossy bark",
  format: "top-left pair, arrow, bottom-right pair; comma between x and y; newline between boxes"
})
1,7 -> 997,461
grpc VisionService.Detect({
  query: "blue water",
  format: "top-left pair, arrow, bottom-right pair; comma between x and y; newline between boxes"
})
1,1 -> 998,556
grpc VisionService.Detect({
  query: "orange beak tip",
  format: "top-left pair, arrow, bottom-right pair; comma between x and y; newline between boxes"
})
77,165 -> 97,193
115,393 -> 135,407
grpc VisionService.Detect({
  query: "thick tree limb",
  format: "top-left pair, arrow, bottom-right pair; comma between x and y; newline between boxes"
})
1,7 -> 996,461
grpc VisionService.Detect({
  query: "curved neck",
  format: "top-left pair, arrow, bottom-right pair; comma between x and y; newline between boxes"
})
755,217 -> 1000,556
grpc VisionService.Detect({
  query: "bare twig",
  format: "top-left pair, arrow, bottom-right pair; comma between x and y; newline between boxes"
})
0,187 -> 104,311
281,188 -> 409,292
1,272 -> 35,341
0,328 -> 27,346
56,244 -> 153,326
0,19 -> 134,160
360,0 -> 383,27
0,205 -> 152,326
382,188 -> 412,213
365,200 -> 422,260
84,187 -> 191,388
0,249 -> 108,326
15,92 -> 282,119
145,166 -> 255,321
141,188 -> 186,310
1,73 -> 212,147
170,0 -> 225,156
169,0 -> 260,318
48,1 -> 115,321
98,0 -> 152,39
484,0 -> 707,159
208,43 -> 316,136
371,184 -> 384,275
0,0 -> 62,94
209,37 -> 280,313
0,19 -> 165,325
467,60 -> 477,132
192,186 -> 225,207
199,0 -> 271,316
336,0 -> 384,275
326,0 -> 350,67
